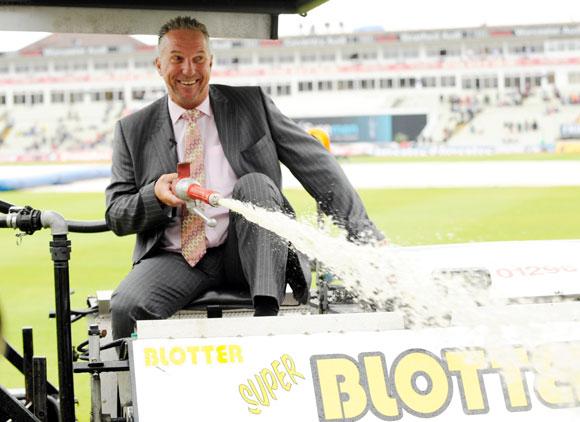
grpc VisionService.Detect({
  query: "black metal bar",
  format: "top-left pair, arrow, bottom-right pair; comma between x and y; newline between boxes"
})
270,13 -> 279,40
3,339 -> 24,372
0,383 -> 41,422
207,305 -> 223,318
23,327 -> 34,403
32,357 -> 48,421
0,199 -> 13,213
1,339 -> 59,396
73,360 -> 130,374
316,204 -> 329,314
87,325 -> 103,422
50,234 -> 75,422
66,220 -> 109,233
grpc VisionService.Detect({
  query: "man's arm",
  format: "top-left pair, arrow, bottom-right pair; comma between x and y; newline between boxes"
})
258,89 -> 385,244
105,120 -> 174,236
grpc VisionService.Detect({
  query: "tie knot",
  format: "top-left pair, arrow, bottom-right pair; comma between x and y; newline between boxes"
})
183,109 -> 201,122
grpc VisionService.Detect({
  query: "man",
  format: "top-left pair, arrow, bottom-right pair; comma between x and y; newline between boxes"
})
105,16 -> 384,340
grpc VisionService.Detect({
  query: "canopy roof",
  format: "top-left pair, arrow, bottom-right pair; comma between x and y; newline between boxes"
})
0,0 -> 328,39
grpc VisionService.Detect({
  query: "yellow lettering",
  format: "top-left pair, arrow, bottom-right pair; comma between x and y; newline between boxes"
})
490,346 -> 531,411
229,345 -> 243,363
533,343 -> 575,407
361,353 -> 401,418
239,384 -> 261,414
202,345 -> 214,364
249,377 -> 270,407
260,368 -> 279,400
158,347 -> 169,365
169,347 -> 186,365
239,354 -> 303,415
281,354 -> 305,384
272,360 -> 291,391
144,343 -> 243,366
311,355 -> 367,420
444,349 -> 489,413
144,348 -> 158,367
393,350 -> 450,416
187,346 -> 199,364
216,345 -> 228,363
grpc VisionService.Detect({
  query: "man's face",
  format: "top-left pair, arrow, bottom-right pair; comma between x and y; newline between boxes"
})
155,29 -> 213,109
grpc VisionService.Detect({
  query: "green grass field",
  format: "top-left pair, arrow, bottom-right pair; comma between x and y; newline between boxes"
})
342,152 -> 580,163
2,185 -> 580,420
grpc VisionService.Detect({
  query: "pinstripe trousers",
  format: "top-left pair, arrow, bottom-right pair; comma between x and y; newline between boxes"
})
110,173 -> 289,339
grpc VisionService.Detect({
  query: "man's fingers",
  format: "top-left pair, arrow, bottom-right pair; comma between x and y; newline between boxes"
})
155,173 -> 185,207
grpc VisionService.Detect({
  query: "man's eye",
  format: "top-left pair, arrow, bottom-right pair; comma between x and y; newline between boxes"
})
194,56 -> 206,64
170,56 -> 182,63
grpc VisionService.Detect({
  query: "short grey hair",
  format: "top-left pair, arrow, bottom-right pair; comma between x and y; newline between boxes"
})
158,16 -> 210,46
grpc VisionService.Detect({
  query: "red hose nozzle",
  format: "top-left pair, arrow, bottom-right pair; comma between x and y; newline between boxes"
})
185,183 -> 221,207
175,178 -> 221,206
175,163 -> 221,207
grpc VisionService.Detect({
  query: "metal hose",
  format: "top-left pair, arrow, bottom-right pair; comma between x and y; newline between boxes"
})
0,199 -> 109,233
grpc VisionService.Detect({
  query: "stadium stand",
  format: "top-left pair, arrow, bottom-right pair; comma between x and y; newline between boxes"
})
0,22 -> 579,160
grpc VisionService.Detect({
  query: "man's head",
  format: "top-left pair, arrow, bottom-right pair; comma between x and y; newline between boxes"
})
156,16 -> 213,109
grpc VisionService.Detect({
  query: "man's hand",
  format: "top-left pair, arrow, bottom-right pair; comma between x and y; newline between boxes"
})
154,173 -> 185,207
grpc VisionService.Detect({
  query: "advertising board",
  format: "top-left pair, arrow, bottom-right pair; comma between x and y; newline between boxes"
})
130,318 -> 580,421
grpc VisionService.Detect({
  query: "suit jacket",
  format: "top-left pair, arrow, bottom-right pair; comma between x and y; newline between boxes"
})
105,84 -> 383,292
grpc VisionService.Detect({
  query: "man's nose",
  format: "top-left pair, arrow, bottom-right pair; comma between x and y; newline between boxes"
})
181,60 -> 195,75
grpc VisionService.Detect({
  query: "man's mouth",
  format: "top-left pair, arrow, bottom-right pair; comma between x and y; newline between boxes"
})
179,80 -> 199,86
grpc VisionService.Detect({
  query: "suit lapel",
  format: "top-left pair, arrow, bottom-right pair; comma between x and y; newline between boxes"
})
149,96 -> 178,175
210,85 -> 243,177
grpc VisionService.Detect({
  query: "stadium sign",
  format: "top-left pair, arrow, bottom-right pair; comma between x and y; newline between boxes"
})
44,46 -> 109,56
561,124 -> 580,140
130,320 -> 580,421
515,25 -> 580,37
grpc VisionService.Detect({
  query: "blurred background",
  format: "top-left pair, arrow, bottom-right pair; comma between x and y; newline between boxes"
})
0,0 -> 579,163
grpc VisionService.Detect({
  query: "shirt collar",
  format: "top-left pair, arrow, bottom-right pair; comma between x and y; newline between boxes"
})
167,95 -> 212,125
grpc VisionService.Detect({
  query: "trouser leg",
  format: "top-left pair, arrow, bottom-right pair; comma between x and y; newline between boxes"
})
110,249 -> 223,339
227,173 -> 288,305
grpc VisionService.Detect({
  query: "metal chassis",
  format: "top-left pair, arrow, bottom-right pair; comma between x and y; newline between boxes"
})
0,201 -> 342,421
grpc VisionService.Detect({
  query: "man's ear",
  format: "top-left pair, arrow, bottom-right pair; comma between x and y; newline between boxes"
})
154,57 -> 162,75
209,55 -> 213,69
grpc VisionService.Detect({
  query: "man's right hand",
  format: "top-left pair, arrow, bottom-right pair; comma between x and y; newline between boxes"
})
154,173 -> 185,207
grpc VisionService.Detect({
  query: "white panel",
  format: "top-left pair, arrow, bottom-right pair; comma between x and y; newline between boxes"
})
129,322 -> 580,422
136,312 -> 405,339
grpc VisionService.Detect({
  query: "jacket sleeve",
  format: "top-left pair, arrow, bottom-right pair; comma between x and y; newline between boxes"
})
105,120 -> 172,236
258,88 -> 385,243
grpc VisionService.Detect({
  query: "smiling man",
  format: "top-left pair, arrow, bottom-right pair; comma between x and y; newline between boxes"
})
105,16 -> 384,341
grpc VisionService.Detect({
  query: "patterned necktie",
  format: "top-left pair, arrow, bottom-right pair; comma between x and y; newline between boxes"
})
181,109 -> 206,266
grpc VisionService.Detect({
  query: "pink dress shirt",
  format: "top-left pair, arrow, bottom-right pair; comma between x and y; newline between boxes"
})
159,96 -> 239,252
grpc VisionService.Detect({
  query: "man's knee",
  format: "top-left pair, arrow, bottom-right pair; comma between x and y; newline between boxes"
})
233,173 -> 283,207
110,289 -> 133,323
111,289 -> 160,339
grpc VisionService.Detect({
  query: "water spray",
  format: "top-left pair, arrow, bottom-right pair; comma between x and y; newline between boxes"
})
174,162 -> 222,227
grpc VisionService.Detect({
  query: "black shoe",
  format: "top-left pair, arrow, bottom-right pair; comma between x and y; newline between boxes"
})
253,296 -> 279,317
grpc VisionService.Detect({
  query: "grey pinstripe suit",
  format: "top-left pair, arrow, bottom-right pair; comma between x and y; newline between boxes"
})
105,84 -> 383,338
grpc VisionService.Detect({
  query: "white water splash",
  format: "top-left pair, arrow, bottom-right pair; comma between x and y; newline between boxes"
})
219,198 -> 580,394
221,197 -> 492,329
